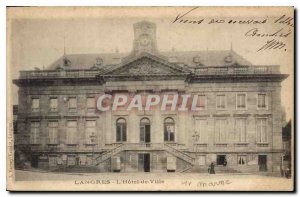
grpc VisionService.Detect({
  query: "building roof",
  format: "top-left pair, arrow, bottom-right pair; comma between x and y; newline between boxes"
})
46,49 -> 252,71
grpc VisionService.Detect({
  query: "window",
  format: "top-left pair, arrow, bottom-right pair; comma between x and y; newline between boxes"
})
66,121 -> 77,144
49,156 -> 57,167
238,155 -> 247,165
216,94 -> 226,109
236,93 -> 246,109
49,98 -> 58,112
79,155 -> 87,165
195,119 -> 208,143
30,122 -> 40,144
258,94 -> 267,109
140,118 -> 151,143
86,97 -> 95,109
236,119 -> 247,143
67,155 -> 76,166
68,97 -> 77,110
86,155 -> 93,165
164,117 -> 175,142
31,98 -> 39,112
85,120 -> 96,144
116,118 -> 127,142
215,119 -> 226,143
197,95 -> 206,110
48,121 -> 58,144
257,118 -> 267,143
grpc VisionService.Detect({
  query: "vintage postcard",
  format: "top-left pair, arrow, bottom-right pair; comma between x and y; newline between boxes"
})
6,6 -> 294,191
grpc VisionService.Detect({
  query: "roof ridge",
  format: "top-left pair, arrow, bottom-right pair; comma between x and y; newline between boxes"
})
46,49 -> 252,70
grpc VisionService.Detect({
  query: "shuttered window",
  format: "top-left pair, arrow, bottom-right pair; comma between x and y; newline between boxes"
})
30,122 -> 40,144
86,97 -> 95,109
31,98 -> 40,112
68,97 -> 77,110
67,121 -> 77,144
236,119 -> 247,142
236,94 -> 246,109
85,120 -> 96,144
50,98 -> 58,112
257,118 -> 267,143
216,95 -> 226,109
258,94 -> 267,109
215,119 -> 226,143
48,121 -> 58,144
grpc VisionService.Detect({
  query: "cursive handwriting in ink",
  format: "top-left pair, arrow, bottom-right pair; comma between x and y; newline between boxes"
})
245,28 -> 292,38
274,15 -> 294,27
208,19 -> 225,24
257,39 -> 286,52
172,7 -> 204,24
228,18 -> 267,25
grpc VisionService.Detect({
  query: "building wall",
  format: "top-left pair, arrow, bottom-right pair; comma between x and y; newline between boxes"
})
15,79 -> 283,174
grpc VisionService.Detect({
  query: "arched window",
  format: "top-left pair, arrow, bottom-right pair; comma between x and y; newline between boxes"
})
140,118 -> 151,143
164,117 -> 175,142
116,118 -> 127,142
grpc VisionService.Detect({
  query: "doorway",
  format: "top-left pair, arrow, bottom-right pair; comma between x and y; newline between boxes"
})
258,155 -> 267,171
31,155 -> 39,168
216,155 -> 226,166
138,153 -> 150,172
140,118 -> 151,143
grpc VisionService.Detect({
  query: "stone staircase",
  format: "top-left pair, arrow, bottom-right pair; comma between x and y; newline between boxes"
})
93,143 -> 241,173
94,144 -> 124,165
94,143 -> 196,167
178,165 -> 194,173
164,143 -> 196,165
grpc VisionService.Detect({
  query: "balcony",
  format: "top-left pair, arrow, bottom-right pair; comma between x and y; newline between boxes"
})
256,143 -> 269,148
18,65 -> 281,80
214,143 -> 228,148
193,143 -> 208,152
19,70 -> 100,79
104,143 -> 186,151
194,65 -> 280,75
234,143 -> 249,148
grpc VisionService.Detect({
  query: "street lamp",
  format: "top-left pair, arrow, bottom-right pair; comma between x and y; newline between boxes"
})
192,131 -> 200,158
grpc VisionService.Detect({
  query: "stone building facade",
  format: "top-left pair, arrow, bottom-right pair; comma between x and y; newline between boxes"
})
13,21 -> 288,174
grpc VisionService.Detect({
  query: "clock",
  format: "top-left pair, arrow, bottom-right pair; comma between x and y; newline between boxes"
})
139,34 -> 151,46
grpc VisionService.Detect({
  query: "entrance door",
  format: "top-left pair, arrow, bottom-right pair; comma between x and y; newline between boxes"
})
258,155 -> 267,171
216,155 -> 226,166
31,155 -> 39,168
138,153 -> 150,172
140,118 -> 151,143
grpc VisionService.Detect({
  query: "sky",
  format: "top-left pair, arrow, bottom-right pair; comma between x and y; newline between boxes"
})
7,7 -> 294,120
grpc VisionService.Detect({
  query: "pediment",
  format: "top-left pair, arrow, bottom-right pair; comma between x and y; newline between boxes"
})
103,53 -> 190,76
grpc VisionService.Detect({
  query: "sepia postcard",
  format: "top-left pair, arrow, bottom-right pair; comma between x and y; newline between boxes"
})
6,6 -> 294,191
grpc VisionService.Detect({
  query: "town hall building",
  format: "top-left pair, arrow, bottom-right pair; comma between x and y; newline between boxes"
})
13,21 -> 288,174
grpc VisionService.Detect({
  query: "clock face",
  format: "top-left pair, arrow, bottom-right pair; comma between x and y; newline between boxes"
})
139,35 -> 150,46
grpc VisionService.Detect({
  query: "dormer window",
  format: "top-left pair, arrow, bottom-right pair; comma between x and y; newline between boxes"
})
96,57 -> 103,66
63,57 -> 71,67
224,55 -> 233,63
193,55 -> 201,63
